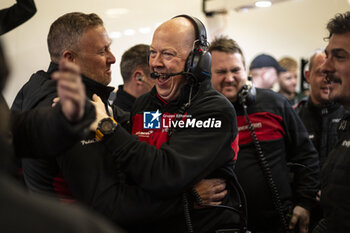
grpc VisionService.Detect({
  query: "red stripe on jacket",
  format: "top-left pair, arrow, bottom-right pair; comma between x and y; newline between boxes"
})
53,172 -> 75,203
237,112 -> 285,145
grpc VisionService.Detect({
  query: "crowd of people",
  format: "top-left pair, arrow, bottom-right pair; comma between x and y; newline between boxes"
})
1,1 -> 350,233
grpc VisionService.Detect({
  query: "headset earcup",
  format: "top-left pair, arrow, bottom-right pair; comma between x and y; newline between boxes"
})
196,51 -> 211,79
185,49 -> 211,80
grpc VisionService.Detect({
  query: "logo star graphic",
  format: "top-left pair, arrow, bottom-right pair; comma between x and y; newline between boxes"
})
150,110 -> 162,122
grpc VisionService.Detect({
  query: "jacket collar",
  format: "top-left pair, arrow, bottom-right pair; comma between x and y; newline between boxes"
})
307,96 -> 341,115
116,85 -> 136,103
82,76 -> 114,103
47,62 -> 59,74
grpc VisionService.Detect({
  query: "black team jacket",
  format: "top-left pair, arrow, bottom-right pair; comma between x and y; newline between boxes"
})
295,96 -> 345,169
102,78 -> 247,233
321,112 -> 350,233
112,84 -> 136,112
233,88 -> 320,231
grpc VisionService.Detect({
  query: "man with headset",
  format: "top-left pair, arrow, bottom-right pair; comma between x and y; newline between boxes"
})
91,15 -> 246,232
208,36 -> 319,233
110,44 -> 155,111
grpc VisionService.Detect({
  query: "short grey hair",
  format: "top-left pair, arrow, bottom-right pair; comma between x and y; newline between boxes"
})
47,12 -> 103,62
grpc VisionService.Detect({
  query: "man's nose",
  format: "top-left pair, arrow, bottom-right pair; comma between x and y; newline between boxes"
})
321,74 -> 328,84
107,51 -> 116,64
149,53 -> 163,69
321,57 -> 334,75
225,73 -> 235,82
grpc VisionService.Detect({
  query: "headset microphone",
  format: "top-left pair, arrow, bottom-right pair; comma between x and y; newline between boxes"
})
150,72 -> 185,79
150,72 -> 160,79
238,77 -> 256,106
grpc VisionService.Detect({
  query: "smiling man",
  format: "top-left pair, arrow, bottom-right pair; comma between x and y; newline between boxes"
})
209,36 -> 319,233
12,12 -> 116,202
295,49 -> 345,232
148,19 -> 191,101
316,11 -> 350,233
91,15 -> 247,232
295,49 -> 345,169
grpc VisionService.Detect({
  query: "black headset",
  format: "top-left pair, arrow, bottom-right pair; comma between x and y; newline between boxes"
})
172,15 -> 212,81
238,77 -> 256,106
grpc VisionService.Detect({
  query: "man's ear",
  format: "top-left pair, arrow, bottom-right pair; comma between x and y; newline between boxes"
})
304,70 -> 311,84
133,70 -> 144,83
62,50 -> 75,62
261,67 -> 268,80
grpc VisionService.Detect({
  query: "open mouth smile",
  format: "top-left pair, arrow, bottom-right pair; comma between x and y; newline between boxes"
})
158,75 -> 171,81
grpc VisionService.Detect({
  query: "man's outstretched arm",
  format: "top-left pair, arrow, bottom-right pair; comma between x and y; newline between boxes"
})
0,0 -> 37,35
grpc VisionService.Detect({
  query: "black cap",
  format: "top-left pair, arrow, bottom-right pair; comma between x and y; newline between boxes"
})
250,54 -> 286,72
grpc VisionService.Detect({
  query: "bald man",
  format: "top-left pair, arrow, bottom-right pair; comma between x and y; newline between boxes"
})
296,50 -> 345,169
91,15 -> 246,232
